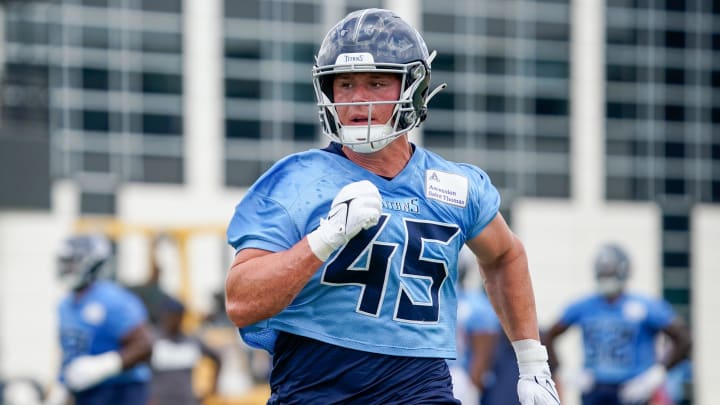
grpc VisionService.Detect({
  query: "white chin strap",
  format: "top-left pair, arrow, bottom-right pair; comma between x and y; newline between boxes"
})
60,272 -> 86,291
340,124 -> 397,154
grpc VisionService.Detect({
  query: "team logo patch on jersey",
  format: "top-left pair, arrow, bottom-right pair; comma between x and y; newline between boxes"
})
425,170 -> 468,207
82,301 -> 106,325
622,300 -> 648,321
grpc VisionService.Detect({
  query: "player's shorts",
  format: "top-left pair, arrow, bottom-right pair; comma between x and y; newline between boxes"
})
268,332 -> 460,404
73,381 -> 149,405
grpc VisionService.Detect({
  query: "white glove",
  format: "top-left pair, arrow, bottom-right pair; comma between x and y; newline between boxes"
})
618,364 -> 666,404
43,383 -> 69,405
64,351 -> 122,391
513,339 -> 561,405
307,180 -> 382,261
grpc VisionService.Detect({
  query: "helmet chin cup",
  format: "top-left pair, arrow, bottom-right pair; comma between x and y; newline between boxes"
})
341,124 -> 395,153
597,278 -> 624,297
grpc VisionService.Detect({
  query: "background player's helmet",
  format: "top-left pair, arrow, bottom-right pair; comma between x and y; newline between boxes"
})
593,243 -> 630,297
312,8 -> 446,153
57,234 -> 112,291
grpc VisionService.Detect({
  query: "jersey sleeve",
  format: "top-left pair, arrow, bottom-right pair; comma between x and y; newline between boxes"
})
645,297 -> 676,330
462,164 -> 501,240
227,193 -> 302,253
559,299 -> 585,326
106,288 -> 148,339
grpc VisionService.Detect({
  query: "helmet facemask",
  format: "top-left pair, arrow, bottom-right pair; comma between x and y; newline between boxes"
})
313,61 -> 430,153
593,244 -> 630,298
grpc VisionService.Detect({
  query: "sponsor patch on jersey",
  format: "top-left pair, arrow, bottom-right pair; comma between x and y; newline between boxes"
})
425,170 -> 468,207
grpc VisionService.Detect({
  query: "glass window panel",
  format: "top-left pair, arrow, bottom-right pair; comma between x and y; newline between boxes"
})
423,14 -> 456,34
225,159 -> 265,187
139,0 -> 182,13
82,68 -> 109,90
142,156 -> 183,183
142,113 -> 182,135
664,30 -> 686,48
225,79 -> 260,98
292,82 -> 314,103
535,60 -> 569,79
6,20 -> 48,44
225,38 -> 261,59
225,0 -> 260,18
83,110 -> 110,131
664,104 -> 685,122
533,97 -> 568,116
291,2 -> 318,24
225,119 -> 260,139
82,27 -> 110,49
83,152 -> 110,172
82,0 -> 108,6
534,22 -> 569,42
81,192 -> 115,214
142,72 -> 182,94
293,122 -> 316,142
665,67 -> 685,85
140,31 -> 182,54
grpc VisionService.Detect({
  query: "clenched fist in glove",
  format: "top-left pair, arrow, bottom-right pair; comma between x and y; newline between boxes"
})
307,180 -> 382,261
64,351 -> 122,391
513,339 -> 561,405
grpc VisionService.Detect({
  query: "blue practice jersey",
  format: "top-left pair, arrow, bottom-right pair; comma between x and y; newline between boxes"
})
58,281 -> 151,387
227,143 -> 500,359
450,290 -> 500,371
559,293 -> 675,383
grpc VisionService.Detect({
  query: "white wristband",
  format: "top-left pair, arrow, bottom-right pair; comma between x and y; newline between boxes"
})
307,230 -> 334,262
512,339 -> 551,378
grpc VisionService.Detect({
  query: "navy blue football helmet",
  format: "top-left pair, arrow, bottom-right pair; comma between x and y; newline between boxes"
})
594,243 -> 630,296
57,234 -> 112,291
312,8 -> 446,153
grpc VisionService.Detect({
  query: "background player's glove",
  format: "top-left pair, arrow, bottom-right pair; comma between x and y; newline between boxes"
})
43,383 -> 69,405
307,180 -> 382,261
513,339 -> 561,405
64,351 -> 122,391
618,364 -> 666,404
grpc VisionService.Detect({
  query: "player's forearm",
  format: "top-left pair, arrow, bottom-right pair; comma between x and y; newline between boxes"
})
225,240 -> 323,327
482,239 -> 540,342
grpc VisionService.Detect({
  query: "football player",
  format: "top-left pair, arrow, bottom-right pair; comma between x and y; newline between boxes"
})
544,243 -> 691,405
45,234 -> 153,405
226,8 -> 559,404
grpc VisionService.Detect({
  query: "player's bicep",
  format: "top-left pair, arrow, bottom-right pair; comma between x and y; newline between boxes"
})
465,212 -> 517,271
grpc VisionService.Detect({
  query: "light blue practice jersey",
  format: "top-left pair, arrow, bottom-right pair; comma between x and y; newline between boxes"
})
227,143 -> 500,358
450,290 -> 500,370
58,281 -> 151,386
559,293 -> 675,383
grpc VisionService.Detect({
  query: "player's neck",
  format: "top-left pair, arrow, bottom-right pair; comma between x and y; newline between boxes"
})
343,136 -> 413,178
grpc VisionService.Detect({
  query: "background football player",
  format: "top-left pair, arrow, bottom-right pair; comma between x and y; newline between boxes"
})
544,243 -> 691,405
45,234 -> 153,405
